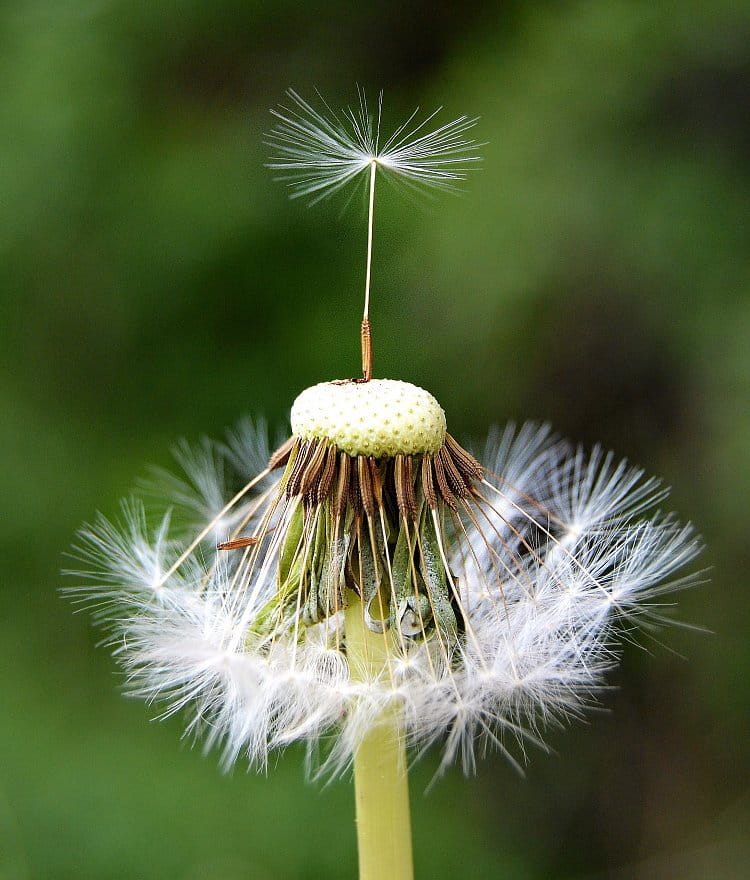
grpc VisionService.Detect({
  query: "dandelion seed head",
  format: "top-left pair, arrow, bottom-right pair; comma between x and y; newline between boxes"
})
66,89 -> 702,781
69,407 -> 702,776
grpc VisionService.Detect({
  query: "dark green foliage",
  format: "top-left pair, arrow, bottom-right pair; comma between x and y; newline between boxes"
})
2,1 -> 749,877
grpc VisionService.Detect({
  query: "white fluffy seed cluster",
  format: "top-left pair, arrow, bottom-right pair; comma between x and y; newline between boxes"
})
290,379 -> 447,457
69,421 -> 702,777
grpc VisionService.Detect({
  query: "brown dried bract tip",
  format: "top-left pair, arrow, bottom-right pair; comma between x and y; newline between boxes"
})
432,451 -> 456,511
317,444 -> 338,506
361,317 -> 373,382
333,452 -> 351,519
439,446 -> 469,497
217,535 -> 261,551
284,440 -> 313,497
421,453 -> 437,509
445,433 -> 484,482
358,456 -> 375,519
368,457 -> 383,508
348,455 -> 362,517
395,454 -> 416,520
299,439 -> 329,499
268,436 -> 296,471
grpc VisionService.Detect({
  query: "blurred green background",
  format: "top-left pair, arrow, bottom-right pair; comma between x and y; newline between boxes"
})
2,1 -> 749,877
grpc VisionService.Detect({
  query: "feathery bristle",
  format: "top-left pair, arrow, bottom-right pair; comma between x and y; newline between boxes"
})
266,88 -> 481,203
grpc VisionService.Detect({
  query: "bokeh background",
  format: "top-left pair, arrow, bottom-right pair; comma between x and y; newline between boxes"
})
2,1 -> 749,877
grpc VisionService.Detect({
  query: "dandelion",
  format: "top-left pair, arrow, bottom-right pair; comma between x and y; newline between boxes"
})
69,90 -> 702,880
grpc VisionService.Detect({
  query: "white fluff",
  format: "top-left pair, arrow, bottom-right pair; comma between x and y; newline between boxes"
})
266,88 -> 481,203
70,421 -> 702,776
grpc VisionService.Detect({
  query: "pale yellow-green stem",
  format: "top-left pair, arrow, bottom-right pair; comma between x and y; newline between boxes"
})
345,591 -> 414,880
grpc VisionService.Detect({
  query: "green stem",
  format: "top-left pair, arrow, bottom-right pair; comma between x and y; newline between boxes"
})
345,592 -> 414,880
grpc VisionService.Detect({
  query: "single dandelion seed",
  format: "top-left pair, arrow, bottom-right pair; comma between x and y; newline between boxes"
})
267,86 -> 481,383
68,89 -> 703,880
